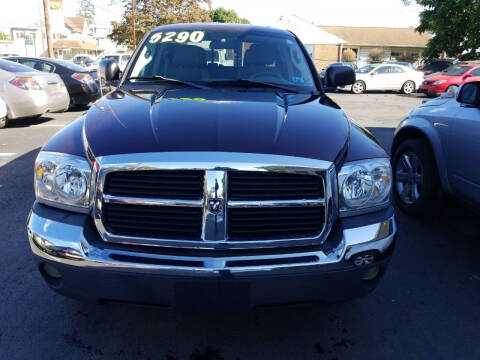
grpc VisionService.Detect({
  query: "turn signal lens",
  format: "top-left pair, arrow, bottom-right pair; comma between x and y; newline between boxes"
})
9,77 -> 42,90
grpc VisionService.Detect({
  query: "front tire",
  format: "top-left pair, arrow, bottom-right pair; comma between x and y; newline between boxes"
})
401,81 -> 415,94
392,138 -> 439,217
351,80 -> 366,94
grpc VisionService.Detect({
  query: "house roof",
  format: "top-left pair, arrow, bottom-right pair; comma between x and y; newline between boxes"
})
276,15 -> 347,45
53,39 -> 95,50
64,17 -> 86,33
319,26 -> 431,48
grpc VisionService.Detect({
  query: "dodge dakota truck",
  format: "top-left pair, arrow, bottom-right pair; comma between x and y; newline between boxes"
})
27,23 -> 397,310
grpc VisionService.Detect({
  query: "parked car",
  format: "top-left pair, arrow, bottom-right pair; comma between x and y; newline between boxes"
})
343,63 -> 424,94
419,62 -> 480,96
6,56 -> 101,106
101,53 -> 131,72
386,61 -> 414,69
418,58 -> 454,76
27,23 -> 397,310
72,54 -> 96,67
0,59 -> 69,128
391,81 -> 480,216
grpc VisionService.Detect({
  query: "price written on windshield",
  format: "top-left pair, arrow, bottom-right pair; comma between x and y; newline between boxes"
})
149,31 -> 205,44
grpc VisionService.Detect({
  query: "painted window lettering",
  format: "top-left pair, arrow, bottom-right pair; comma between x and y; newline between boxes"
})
149,31 -> 205,44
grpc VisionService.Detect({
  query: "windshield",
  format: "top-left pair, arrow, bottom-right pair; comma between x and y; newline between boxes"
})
443,65 -> 471,76
356,65 -> 378,74
127,28 -> 315,92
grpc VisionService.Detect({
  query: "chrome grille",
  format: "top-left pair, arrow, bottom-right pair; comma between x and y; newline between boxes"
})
93,152 -> 334,249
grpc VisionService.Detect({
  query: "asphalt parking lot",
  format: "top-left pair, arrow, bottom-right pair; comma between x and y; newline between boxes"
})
1,92 -> 479,360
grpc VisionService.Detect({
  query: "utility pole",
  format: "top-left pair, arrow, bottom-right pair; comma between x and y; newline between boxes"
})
42,0 -> 54,57
131,0 -> 136,50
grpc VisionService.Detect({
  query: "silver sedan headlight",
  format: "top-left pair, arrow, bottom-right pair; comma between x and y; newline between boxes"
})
34,152 -> 92,213
337,158 -> 392,216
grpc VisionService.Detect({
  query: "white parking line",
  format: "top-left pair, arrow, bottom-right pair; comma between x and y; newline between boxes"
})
0,153 -> 15,157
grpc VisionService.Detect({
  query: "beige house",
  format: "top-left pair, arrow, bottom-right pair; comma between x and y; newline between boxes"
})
51,17 -> 97,59
319,26 -> 431,66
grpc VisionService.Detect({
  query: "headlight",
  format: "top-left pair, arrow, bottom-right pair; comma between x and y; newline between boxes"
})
432,80 -> 446,85
35,152 -> 92,213
338,158 -> 391,216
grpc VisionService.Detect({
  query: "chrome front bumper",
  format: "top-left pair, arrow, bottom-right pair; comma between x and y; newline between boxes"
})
27,207 -> 396,274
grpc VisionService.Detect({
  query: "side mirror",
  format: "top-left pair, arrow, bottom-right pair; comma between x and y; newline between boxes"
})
324,65 -> 355,91
99,58 -> 120,87
463,73 -> 472,80
457,81 -> 480,107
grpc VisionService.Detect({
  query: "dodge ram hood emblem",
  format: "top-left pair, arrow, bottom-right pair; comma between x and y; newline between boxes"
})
207,198 -> 223,214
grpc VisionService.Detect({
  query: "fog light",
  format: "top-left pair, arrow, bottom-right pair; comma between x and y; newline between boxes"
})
361,266 -> 380,281
352,252 -> 376,266
42,263 -> 62,280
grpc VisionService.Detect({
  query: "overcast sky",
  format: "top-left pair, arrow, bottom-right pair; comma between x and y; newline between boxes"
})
1,0 -> 422,29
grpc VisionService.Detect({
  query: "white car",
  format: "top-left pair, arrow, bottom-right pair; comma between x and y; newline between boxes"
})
344,64 -> 425,94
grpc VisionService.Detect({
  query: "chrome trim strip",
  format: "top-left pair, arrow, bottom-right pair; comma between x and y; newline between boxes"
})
28,210 -> 395,273
201,170 -> 227,241
103,194 -> 203,207
228,198 -> 325,208
93,152 -> 333,249
95,152 -> 333,171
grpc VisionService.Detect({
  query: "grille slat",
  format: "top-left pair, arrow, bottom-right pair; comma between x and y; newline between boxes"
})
105,170 -> 204,199
227,171 -> 325,240
228,171 -> 323,200
103,203 -> 202,239
228,206 -> 324,240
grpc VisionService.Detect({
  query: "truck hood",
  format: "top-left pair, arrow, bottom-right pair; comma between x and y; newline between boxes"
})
83,88 -> 349,162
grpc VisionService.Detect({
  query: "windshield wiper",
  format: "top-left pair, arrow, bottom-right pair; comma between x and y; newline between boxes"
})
206,79 -> 300,93
125,76 -> 207,89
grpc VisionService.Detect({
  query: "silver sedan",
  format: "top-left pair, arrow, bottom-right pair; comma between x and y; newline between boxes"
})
0,59 -> 70,128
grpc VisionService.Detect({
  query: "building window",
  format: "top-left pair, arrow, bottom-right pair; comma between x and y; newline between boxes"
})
391,50 -> 403,59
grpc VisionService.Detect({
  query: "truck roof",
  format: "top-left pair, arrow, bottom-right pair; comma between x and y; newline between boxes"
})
150,22 -> 293,37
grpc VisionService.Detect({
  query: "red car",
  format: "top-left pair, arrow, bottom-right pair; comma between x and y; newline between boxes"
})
419,63 -> 480,96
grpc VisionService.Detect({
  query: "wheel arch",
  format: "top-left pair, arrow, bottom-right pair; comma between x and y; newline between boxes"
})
392,119 -> 450,193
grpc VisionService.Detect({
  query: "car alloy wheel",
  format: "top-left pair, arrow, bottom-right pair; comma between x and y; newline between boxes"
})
395,152 -> 423,204
352,81 -> 365,94
402,81 -> 415,94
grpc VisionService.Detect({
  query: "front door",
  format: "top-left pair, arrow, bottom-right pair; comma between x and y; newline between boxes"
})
448,83 -> 480,208
369,65 -> 393,90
